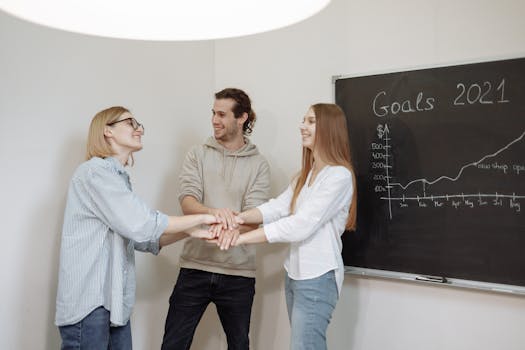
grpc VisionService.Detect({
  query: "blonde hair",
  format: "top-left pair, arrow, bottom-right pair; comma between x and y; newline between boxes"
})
85,106 -> 133,164
290,103 -> 357,231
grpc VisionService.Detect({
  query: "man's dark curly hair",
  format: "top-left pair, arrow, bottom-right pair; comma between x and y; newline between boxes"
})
215,88 -> 256,135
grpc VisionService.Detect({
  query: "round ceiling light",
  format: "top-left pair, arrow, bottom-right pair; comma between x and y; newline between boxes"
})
0,0 -> 331,41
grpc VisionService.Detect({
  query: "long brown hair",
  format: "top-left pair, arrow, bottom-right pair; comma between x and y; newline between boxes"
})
290,103 -> 357,230
85,106 -> 134,164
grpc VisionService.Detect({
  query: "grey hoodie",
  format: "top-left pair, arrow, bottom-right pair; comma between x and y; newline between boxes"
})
178,136 -> 271,277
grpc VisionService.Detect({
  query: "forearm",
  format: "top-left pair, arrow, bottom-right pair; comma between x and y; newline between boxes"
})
160,214 -> 219,247
159,231 -> 188,247
238,207 -> 263,225
182,196 -> 244,232
238,223 -> 259,233
180,196 -> 213,215
163,214 -> 206,234
237,227 -> 268,245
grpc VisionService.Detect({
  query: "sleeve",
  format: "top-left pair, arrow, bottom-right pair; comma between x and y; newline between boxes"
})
133,240 -> 161,255
178,146 -> 203,203
264,169 -> 353,243
257,184 -> 293,224
81,165 -> 169,243
242,159 -> 271,211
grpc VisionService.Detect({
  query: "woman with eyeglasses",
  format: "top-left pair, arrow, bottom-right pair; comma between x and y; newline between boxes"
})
55,106 -> 220,350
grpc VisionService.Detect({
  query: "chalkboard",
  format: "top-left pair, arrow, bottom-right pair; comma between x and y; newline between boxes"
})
335,57 -> 525,292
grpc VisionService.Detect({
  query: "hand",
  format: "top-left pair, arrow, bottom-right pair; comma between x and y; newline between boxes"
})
216,227 -> 241,250
209,223 -> 225,239
201,214 -> 222,226
209,208 -> 238,231
187,227 -> 214,240
203,224 -> 224,245
234,214 -> 244,226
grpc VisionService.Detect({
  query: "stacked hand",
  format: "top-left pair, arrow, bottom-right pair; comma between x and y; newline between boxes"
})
209,208 -> 238,231
207,208 -> 244,250
186,214 -> 223,240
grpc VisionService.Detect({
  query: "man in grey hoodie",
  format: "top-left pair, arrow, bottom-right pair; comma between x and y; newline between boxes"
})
161,88 -> 271,350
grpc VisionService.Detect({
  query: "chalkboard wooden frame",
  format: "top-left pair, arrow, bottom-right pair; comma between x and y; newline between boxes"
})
334,57 -> 525,295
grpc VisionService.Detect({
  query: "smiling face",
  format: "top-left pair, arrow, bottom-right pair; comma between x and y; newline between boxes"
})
211,98 -> 245,144
105,112 -> 144,153
300,107 -> 316,150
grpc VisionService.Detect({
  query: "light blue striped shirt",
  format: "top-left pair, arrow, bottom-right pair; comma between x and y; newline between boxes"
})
55,157 -> 168,326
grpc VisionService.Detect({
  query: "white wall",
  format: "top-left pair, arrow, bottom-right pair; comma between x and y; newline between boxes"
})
0,12 -> 216,349
2,0 -> 525,349
214,0 -> 525,349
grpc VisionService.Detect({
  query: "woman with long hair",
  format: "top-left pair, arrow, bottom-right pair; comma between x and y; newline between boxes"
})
216,103 -> 356,350
55,106 -> 220,349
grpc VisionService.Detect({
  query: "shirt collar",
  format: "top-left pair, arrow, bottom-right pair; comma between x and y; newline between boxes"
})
105,156 -> 128,176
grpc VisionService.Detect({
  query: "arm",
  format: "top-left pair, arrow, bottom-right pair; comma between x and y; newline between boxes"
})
180,195 -> 212,215
164,213 -> 218,234
159,232 -> 188,247
253,184 -> 293,224
216,159 -> 271,249
214,208 -> 263,250
135,213 -> 220,252
178,146 -> 241,231
237,207 -> 263,225
216,183 -> 293,249
159,219 -> 216,247
195,196 -> 265,249
226,172 -> 352,248
235,227 -> 268,245
181,196 -> 248,231
263,168 -> 353,244
84,164 -> 169,243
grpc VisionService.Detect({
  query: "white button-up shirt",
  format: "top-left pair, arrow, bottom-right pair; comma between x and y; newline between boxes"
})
258,165 -> 353,295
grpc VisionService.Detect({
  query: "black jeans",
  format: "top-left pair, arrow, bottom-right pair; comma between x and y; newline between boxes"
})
161,268 -> 255,350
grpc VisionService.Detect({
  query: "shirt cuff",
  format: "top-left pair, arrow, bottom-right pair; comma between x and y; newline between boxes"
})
263,222 -> 282,243
149,239 -> 161,255
257,202 -> 275,225
150,211 -> 169,255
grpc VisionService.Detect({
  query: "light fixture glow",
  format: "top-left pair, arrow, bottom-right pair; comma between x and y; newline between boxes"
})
0,0 -> 331,41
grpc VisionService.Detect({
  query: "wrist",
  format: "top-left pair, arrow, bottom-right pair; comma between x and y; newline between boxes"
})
238,212 -> 248,224
236,234 -> 245,245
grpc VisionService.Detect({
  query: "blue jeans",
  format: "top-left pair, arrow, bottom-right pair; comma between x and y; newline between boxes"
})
161,268 -> 255,350
285,270 -> 339,350
58,306 -> 132,350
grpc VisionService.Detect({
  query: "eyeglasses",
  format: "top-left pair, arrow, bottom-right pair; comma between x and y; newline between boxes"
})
107,117 -> 144,133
